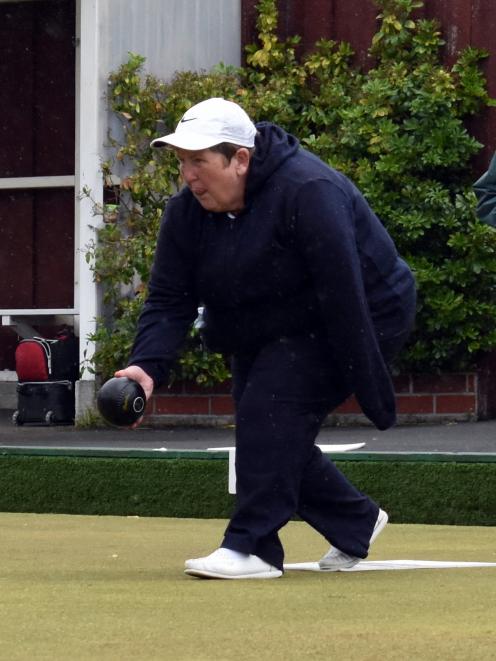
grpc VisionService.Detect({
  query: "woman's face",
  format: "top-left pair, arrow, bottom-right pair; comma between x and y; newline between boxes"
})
175,147 -> 250,213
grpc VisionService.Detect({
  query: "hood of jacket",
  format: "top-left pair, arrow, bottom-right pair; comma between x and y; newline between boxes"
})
245,122 -> 300,203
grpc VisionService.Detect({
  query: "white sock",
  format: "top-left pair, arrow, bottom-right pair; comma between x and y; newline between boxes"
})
217,547 -> 249,560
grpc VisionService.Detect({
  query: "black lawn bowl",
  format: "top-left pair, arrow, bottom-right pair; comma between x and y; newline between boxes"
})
97,377 -> 146,427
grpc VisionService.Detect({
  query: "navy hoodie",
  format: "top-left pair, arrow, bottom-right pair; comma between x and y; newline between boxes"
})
129,123 -> 416,429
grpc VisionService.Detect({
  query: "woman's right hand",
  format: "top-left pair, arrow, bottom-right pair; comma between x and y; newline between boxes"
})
114,365 -> 154,400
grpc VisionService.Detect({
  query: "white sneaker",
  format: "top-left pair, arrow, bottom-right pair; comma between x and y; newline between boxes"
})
184,547 -> 283,580
318,508 -> 389,571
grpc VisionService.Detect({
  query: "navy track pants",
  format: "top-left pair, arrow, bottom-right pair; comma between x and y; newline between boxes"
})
221,334 -> 380,570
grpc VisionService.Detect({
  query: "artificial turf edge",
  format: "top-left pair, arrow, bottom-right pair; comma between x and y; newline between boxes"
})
0,453 -> 495,525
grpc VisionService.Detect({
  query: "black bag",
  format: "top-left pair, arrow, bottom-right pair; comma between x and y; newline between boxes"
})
15,329 -> 79,383
13,381 -> 75,426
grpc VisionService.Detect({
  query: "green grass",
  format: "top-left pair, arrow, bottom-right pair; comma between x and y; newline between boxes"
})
1,513 -> 495,660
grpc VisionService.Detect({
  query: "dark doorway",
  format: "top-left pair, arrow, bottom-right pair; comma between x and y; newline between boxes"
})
0,0 -> 76,369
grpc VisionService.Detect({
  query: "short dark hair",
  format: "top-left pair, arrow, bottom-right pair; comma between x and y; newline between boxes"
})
209,140 -> 257,162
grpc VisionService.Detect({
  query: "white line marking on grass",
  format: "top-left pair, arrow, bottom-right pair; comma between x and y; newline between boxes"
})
283,560 -> 496,571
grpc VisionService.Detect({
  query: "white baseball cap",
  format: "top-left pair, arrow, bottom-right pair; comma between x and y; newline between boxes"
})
151,98 -> 257,151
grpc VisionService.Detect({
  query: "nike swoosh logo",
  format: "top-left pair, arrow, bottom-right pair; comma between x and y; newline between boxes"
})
180,117 -> 197,123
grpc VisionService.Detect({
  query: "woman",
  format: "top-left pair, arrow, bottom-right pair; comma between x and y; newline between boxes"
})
116,98 -> 416,579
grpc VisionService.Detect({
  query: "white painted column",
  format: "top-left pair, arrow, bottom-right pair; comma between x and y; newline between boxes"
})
74,0 -> 102,412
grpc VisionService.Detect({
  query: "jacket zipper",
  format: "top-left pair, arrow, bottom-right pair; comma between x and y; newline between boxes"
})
225,212 -> 238,304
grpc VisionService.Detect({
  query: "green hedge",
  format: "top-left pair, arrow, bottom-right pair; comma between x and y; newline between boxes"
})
1,453 -> 495,525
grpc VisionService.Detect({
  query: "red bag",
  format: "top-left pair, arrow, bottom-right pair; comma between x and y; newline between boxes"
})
15,330 -> 79,383
15,338 -> 51,381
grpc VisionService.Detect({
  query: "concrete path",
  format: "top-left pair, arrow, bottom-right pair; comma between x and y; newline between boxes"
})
1,409 -> 495,454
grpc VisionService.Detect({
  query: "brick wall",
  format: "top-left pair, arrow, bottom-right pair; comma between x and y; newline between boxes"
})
145,380 -> 235,427
144,372 -> 486,427
331,373 -> 478,425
